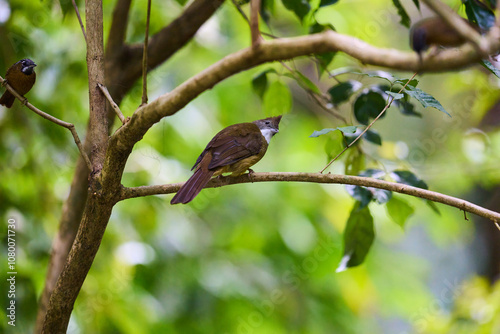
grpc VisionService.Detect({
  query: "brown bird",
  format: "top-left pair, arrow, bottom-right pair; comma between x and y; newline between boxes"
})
410,16 -> 480,58
0,59 -> 37,108
171,115 -> 282,204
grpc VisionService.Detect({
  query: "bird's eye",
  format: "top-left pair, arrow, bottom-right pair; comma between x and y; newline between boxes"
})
265,121 -> 270,125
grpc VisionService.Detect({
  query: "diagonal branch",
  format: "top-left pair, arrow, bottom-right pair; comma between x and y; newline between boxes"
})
106,0 -> 132,57
141,0 -> 152,105
119,172 -> 500,223
112,29 -> 500,155
320,72 -> 418,173
0,75 -> 92,170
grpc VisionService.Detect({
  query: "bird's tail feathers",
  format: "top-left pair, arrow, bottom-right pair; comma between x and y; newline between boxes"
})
0,91 -> 15,108
170,168 -> 214,204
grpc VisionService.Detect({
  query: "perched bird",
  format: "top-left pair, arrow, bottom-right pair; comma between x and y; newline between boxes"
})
171,115 -> 282,204
0,59 -> 37,108
410,16 -> 480,58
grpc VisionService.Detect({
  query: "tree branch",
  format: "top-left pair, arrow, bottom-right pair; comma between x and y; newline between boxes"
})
36,1 -> 224,329
422,0 -> 487,54
106,0 -> 132,57
120,172 -> 500,223
112,29 -> 500,154
250,0 -> 262,46
98,83 -> 126,123
141,0 -> 152,105
72,0 -> 87,44
42,0 -> 109,331
0,75 -> 92,170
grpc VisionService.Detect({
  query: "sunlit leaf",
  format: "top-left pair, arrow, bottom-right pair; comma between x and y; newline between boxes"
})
263,81 -> 292,115
345,148 -> 365,176
295,71 -> 321,94
386,196 -> 414,228
337,204 -> 375,272
252,69 -> 276,98
386,91 -> 404,100
309,125 -> 359,137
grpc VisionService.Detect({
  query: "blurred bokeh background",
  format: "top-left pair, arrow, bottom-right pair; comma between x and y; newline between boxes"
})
0,0 -> 499,333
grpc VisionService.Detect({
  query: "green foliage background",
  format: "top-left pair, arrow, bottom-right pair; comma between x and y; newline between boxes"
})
1,0 -> 500,333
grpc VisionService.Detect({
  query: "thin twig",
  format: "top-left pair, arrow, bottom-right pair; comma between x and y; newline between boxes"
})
278,61 -> 347,122
0,75 -> 92,170
250,0 -> 262,47
231,0 -> 249,24
495,221 -> 500,231
141,0 -> 152,105
320,72 -> 418,173
97,83 -> 126,124
118,172 -> 500,223
72,0 -> 87,44
309,92 -> 347,122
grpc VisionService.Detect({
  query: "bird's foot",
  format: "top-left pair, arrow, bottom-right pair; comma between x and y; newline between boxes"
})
1,80 -> 7,87
247,169 -> 255,182
21,97 -> 28,106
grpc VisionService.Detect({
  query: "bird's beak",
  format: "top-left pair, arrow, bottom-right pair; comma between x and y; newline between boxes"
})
30,63 -> 37,68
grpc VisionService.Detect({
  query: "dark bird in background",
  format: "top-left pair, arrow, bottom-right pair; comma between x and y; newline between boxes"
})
0,58 -> 37,108
410,17 -> 480,59
171,115 -> 282,204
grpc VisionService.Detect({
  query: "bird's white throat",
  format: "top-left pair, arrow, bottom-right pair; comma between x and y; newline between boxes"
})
260,129 -> 275,144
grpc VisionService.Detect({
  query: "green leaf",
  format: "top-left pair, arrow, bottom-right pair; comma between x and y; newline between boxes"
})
328,81 -> 361,105
396,100 -> 422,117
481,60 -> 500,79
263,81 -> 292,116
59,0 -> 75,16
295,71 -> 321,94
386,196 -> 415,228
252,69 -> 276,98
309,23 -> 337,72
426,200 -> 441,215
363,129 -> 382,146
412,0 -> 420,10
345,148 -> 365,176
464,0 -> 495,30
260,0 -> 275,24
392,0 -> 411,28
345,169 -> 388,207
394,78 -> 419,87
319,0 -> 339,7
281,0 -> 311,22
353,91 -> 387,125
309,125 -> 359,138
324,131 -> 344,161
403,85 -> 451,117
345,185 -> 373,209
337,204 -> 375,272
390,170 -> 428,189
385,91 -> 404,100
373,188 -> 392,204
